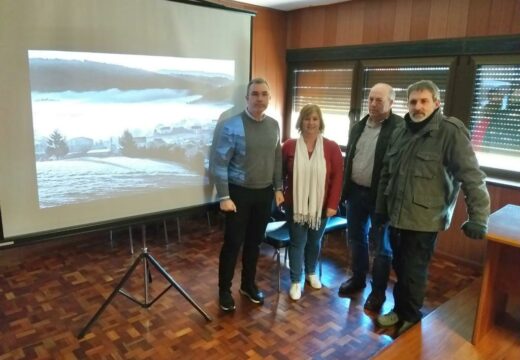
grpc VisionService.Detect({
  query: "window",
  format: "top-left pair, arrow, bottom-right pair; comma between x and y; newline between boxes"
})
361,60 -> 452,118
289,62 -> 354,146
469,61 -> 520,173
286,36 -> 520,181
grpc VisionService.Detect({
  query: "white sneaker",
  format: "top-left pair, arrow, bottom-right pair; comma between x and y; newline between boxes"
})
289,283 -> 301,300
306,274 -> 322,289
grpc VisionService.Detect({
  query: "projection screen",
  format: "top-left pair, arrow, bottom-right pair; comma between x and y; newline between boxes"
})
0,0 -> 253,241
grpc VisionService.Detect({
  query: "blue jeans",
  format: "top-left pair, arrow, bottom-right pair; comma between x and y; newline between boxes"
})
347,183 -> 392,293
287,208 -> 327,283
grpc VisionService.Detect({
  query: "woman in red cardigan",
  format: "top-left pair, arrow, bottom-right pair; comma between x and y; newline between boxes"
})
282,104 -> 343,301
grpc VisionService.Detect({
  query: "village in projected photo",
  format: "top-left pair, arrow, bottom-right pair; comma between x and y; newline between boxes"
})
29,50 -> 235,208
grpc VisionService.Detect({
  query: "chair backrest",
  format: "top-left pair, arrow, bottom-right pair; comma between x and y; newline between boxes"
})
324,203 -> 347,234
264,221 -> 290,248
324,202 -> 348,234
265,221 -> 287,234
324,215 -> 348,234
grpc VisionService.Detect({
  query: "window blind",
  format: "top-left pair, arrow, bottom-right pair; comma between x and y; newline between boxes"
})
361,65 -> 450,118
290,64 -> 354,146
470,65 -> 520,153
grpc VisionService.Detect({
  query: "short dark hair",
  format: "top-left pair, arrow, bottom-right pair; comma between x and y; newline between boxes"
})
246,77 -> 270,97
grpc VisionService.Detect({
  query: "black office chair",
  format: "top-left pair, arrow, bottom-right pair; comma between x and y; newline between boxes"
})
263,206 -> 290,292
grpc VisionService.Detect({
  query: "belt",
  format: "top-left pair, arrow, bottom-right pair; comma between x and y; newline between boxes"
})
352,182 -> 371,191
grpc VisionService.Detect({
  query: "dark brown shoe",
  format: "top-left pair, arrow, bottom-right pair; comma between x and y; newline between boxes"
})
364,291 -> 386,312
338,277 -> 366,296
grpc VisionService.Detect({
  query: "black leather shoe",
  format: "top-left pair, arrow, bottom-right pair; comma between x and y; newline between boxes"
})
364,291 -> 386,312
239,285 -> 265,305
219,291 -> 236,312
338,277 -> 366,296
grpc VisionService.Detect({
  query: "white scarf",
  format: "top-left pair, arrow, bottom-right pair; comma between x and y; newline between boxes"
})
292,135 -> 326,230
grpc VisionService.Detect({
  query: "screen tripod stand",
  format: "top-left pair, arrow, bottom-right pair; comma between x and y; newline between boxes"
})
78,224 -> 212,339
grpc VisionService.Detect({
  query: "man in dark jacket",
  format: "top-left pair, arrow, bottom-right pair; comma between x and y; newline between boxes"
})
375,80 -> 490,335
338,83 -> 403,312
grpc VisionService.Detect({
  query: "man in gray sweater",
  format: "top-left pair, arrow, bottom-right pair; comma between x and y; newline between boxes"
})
210,78 -> 284,312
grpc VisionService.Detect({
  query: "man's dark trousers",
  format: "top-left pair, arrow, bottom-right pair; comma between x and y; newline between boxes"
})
219,184 -> 273,292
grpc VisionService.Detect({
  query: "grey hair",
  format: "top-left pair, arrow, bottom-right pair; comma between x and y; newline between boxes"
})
407,80 -> 440,101
373,83 -> 395,101
246,77 -> 270,97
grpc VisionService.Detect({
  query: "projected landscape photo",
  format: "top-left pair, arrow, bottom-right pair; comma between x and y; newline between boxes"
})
29,50 -> 235,208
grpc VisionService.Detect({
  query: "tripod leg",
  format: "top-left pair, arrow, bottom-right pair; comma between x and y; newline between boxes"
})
146,254 -> 212,321
176,217 -> 181,242
142,253 -> 157,304
144,254 -> 150,304
163,219 -> 169,244
129,226 -> 134,255
77,253 -> 143,339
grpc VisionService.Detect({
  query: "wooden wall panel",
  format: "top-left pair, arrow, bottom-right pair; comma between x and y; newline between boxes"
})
287,10 -> 302,51
287,0 -> 520,49
446,0 -> 470,38
324,6 -> 339,45
362,0 -> 382,44
487,183 -> 520,210
409,0 -> 433,41
393,0 -> 413,41
436,192 -> 486,267
361,0 -> 398,44
466,0 -> 493,36
436,183 -> 520,266
301,7 -> 327,49
427,0 -> 450,39
250,7 -> 288,122
513,0 -> 520,33
488,0 -> 518,34
378,0 -> 398,43
335,1 -> 366,45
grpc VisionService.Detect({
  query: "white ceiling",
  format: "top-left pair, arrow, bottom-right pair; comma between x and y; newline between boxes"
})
234,0 -> 349,11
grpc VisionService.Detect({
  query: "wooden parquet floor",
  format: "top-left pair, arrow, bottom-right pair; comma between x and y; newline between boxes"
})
0,215 -> 481,359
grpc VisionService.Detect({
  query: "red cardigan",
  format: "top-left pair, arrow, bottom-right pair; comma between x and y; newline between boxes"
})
282,137 -> 344,213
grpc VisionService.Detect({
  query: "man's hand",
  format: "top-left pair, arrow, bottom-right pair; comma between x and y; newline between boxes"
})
372,213 -> 389,228
220,199 -> 237,212
461,221 -> 487,240
275,190 -> 284,207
